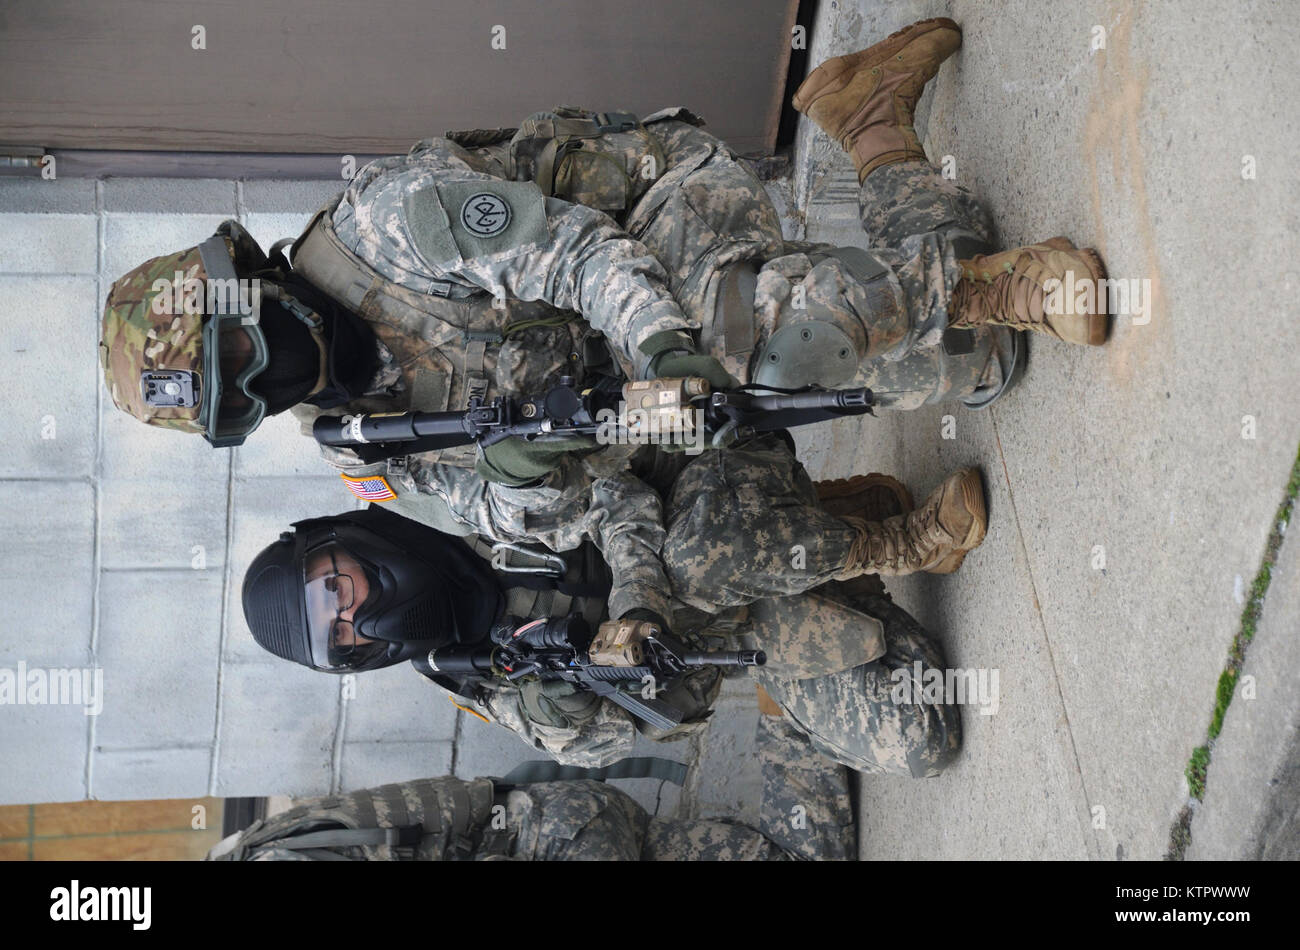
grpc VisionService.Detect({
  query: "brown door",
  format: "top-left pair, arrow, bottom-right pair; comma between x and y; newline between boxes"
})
0,0 -> 796,157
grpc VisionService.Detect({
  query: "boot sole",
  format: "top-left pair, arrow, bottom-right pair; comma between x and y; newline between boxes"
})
793,17 -> 962,113
927,468 -> 987,574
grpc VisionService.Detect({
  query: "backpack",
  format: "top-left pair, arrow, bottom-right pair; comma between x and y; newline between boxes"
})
207,777 -> 496,861
505,106 -> 666,215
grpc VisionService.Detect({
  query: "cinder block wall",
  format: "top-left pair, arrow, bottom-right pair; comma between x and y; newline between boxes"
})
0,176 -> 550,805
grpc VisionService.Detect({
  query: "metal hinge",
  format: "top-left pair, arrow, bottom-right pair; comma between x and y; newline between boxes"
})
0,144 -> 47,173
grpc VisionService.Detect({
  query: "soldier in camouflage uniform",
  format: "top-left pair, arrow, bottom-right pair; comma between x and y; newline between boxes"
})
104,17 -> 1103,777
243,502 -> 960,777
209,711 -> 855,861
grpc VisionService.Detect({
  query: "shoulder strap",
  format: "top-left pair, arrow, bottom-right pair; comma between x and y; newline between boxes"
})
496,755 -> 687,787
256,824 -> 424,853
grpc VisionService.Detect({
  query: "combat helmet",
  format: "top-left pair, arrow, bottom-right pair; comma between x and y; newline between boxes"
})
99,220 -> 300,447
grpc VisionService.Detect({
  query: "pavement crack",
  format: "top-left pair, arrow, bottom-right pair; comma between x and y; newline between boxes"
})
990,408 -> 1101,859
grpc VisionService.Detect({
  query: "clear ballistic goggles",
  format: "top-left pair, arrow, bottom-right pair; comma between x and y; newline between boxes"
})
301,541 -> 385,672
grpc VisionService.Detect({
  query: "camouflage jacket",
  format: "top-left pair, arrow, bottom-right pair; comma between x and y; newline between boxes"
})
331,127 -> 693,371
288,109 -> 725,622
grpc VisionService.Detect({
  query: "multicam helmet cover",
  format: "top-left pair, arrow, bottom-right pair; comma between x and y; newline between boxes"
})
99,228 -> 272,447
99,243 -> 212,434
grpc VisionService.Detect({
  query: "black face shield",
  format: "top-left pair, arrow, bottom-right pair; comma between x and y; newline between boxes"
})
241,506 -> 504,674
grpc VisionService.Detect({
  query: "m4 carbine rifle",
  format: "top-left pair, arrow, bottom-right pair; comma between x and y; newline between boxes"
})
421,616 -> 765,731
312,375 -> 873,459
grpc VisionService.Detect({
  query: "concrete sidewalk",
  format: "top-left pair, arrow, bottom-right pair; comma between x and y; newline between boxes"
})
786,0 -> 1300,859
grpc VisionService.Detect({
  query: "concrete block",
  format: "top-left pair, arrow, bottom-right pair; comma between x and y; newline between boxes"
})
0,704 -> 88,804
0,178 -> 96,214
338,740 -> 454,792
223,476 -> 360,665
0,213 -> 97,273
103,213 -> 230,285
241,213 -> 317,259
99,478 -> 229,570
98,390 -> 230,482
213,659 -> 339,797
0,276 -> 99,478
451,712 -> 544,781
241,180 -> 342,214
94,571 -> 224,750
92,748 -> 213,802
0,480 -> 94,662
232,409 -> 340,478
101,178 -> 236,214
343,663 -> 459,744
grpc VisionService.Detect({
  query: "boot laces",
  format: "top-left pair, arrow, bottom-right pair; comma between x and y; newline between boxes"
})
955,255 -> 1047,328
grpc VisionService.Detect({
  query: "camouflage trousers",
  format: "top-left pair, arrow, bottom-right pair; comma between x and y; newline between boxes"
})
635,120 -> 1015,409
663,434 -> 962,777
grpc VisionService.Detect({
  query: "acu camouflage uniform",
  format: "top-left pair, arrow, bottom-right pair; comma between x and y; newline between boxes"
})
397,449 -> 960,779
614,118 -> 1017,409
281,108 -> 968,775
208,715 -> 854,861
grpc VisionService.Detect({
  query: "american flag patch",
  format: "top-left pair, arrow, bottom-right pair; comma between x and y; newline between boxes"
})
340,473 -> 397,502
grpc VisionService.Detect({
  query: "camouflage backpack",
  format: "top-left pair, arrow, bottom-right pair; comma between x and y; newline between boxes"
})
504,106 -> 666,216
207,760 -> 686,861
207,777 -> 497,861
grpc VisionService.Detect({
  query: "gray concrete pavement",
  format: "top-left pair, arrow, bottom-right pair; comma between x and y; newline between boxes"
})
1187,514 -> 1300,860
790,0 -> 1300,859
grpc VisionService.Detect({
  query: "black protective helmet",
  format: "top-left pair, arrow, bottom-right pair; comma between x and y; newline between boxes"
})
241,506 -> 503,673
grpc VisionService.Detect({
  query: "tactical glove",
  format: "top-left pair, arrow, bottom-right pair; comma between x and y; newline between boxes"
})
638,329 -> 736,391
476,433 -> 601,486
518,679 -> 602,729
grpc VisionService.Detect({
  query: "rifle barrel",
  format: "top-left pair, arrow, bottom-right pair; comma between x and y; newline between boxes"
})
313,410 -> 479,448
739,389 -> 871,412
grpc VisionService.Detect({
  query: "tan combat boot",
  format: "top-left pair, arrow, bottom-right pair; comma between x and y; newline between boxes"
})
816,472 -> 915,521
792,17 -> 962,182
837,468 -> 987,576
950,237 -> 1109,345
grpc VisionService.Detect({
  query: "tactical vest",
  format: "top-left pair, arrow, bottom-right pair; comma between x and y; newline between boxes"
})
289,206 -> 600,469
474,535 -> 609,628
418,536 -> 612,705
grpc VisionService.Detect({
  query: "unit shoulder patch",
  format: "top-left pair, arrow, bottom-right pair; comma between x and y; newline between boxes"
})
403,179 -> 548,269
459,192 -> 511,237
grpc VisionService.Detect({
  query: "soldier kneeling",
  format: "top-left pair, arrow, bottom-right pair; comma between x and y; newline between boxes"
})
240,504 -> 961,778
